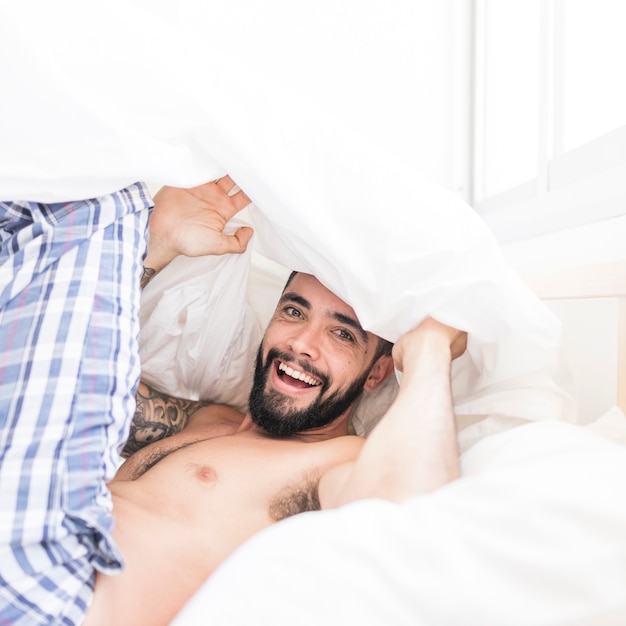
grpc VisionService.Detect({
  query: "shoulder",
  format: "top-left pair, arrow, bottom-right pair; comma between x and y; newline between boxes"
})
187,403 -> 245,434
115,404 -> 244,481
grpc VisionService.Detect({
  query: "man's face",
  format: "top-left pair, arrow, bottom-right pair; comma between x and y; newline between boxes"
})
248,273 -> 380,436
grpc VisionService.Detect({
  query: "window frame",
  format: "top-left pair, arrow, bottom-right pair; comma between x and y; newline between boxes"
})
469,0 -> 626,244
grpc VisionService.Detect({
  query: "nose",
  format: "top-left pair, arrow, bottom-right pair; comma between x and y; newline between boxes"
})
287,323 -> 321,360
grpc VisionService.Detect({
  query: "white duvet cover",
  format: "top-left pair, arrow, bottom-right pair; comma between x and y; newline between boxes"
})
2,0 -> 572,433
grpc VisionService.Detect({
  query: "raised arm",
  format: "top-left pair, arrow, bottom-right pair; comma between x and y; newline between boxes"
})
320,319 -> 466,506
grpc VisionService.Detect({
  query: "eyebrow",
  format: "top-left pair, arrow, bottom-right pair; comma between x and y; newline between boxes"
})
280,291 -> 369,344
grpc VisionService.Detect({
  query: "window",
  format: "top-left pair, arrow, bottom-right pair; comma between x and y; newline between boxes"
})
470,0 -> 626,244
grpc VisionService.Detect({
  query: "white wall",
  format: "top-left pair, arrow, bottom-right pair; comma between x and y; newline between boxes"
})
467,1 -> 626,421
546,299 -> 619,423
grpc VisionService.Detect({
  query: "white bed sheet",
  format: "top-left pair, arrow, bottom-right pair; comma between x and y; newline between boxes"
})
171,407 -> 626,626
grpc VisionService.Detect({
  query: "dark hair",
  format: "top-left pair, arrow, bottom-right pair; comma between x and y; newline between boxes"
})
373,335 -> 393,362
284,271 -> 393,362
284,270 -> 298,289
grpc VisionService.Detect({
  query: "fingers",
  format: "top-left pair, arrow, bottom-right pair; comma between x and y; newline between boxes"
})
214,175 -> 251,210
215,175 -> 239,196
214,175 -> 234,193
450,332 -> 468,361
391,318 -> 468,371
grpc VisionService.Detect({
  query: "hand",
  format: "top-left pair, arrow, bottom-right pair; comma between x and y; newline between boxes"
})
145,176 -> 254,273
392,318 -> 467,373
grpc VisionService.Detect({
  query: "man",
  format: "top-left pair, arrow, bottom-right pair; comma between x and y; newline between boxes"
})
121,269 -> 396,473
85,305 -> 465,626
81,181 -> 466,625
1,177 -> 465,626
121,177 -> 396,458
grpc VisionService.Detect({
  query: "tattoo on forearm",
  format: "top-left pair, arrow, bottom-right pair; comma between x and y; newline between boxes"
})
140,267 -> 157,289
122,383 -> 210,457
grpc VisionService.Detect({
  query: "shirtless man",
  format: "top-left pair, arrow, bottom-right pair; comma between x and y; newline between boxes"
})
80,180 -> 466,625
86,305 -> 465,626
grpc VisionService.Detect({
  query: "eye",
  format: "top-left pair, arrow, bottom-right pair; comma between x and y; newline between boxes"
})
283,305 -> 303,319
335,328 -> 355,342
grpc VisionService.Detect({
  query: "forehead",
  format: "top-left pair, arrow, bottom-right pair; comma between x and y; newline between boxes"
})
284,273 -> 358,319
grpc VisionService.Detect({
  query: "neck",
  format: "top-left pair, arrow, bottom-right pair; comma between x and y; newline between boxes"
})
238,413 -> 352,441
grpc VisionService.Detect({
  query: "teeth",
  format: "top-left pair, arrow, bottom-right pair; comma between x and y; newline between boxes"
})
278,362 -> 321,386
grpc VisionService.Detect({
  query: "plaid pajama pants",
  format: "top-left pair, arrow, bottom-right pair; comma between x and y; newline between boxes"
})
0,182 -> 152,625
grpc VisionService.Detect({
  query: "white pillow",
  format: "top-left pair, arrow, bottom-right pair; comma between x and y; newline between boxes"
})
140,246 -> 257,412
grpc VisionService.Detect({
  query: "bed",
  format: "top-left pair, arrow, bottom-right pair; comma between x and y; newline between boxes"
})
138,243 -> 626,626
3,2 -> 626,623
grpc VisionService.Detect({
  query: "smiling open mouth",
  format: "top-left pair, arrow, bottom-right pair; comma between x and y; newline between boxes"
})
277,361 -> 322,387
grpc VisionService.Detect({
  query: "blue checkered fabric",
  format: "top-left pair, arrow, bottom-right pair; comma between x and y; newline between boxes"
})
0,183 -> 152,625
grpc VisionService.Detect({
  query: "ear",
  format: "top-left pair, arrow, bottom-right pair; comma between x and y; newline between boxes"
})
363,354 -> 395,393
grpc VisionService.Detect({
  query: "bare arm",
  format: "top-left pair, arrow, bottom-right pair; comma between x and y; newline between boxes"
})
122,381 -> 211,458
320,319 -> 466,506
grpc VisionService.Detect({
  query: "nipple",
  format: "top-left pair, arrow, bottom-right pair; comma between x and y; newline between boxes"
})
194,465 -> 218,483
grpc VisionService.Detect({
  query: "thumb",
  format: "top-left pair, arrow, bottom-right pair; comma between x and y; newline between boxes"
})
219,226 -> 254,255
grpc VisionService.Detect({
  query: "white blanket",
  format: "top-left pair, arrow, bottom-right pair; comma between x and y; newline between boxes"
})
172,408 -> 626,626
1,0 -> 572,427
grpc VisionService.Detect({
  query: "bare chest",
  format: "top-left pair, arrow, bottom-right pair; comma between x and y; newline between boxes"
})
118,434 -> 331,527
94,433 -> 361,626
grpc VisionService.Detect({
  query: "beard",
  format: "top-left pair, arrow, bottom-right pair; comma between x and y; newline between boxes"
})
248,345 -> 370,436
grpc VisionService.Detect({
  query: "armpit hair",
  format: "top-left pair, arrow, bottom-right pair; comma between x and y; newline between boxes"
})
268,472 -> 321,522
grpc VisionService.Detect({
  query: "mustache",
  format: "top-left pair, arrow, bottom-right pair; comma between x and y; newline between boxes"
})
265,347 -> 330,389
